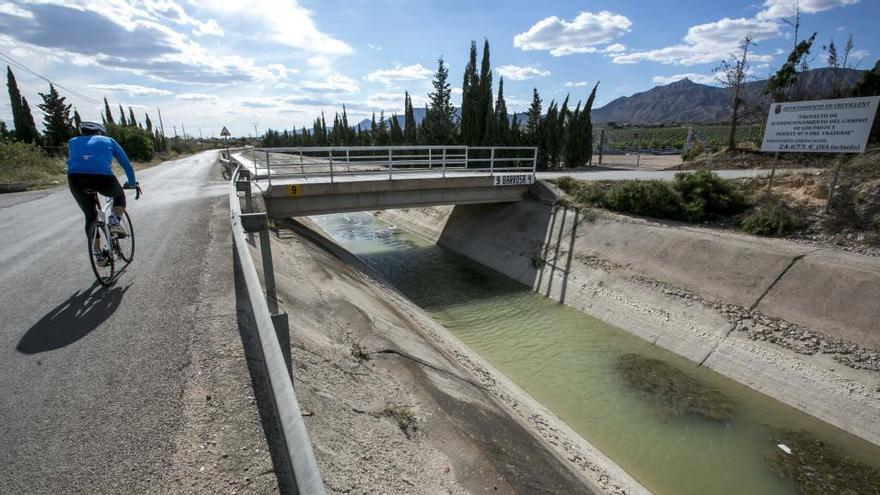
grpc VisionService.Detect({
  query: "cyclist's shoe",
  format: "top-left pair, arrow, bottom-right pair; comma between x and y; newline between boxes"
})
94,252 -> 110,267
109,223 -> 127,238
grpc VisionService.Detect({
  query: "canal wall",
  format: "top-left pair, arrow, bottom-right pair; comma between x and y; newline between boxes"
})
376,188 -> 880,446
261,216 -> 650,494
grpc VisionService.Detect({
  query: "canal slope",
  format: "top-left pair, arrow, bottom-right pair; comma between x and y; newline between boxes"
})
375,192 -> 880,447
254,218 -> 647,494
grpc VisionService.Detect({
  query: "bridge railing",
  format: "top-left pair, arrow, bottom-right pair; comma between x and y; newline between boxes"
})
245,146 -> 537,184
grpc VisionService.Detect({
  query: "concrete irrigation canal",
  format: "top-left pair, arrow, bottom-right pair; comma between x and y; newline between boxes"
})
310,211 -> 880,495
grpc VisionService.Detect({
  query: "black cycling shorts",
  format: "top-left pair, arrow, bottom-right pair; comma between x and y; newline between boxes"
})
68,173 -> 125,237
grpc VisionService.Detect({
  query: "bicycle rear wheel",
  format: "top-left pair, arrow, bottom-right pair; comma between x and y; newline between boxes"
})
115,211 -> 135,263
88,222 -> 115,286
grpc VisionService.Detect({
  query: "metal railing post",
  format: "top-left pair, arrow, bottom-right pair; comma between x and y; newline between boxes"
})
388,148 -> 393,180
490,147 -> 495,177
346,149 -> 350,172
265,151 -> 272,188
428,148 -> 432,169
329,150 -> 334,184
300,147 -> 305,174
442,148 -> 447,178
532,147 -> 538,178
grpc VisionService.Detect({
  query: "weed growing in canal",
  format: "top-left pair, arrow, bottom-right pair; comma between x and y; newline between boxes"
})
350,342 -> 371,362
766,430 -> 880,495
531,254 -> 546,269
615,353 -> 734,421
383,404 -> 419,439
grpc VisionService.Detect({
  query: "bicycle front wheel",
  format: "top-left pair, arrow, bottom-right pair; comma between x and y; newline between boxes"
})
116,211 -> 135,263
88,222 -> 115,286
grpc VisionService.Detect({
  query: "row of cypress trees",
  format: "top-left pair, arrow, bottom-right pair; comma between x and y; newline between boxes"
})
262,40 -> 600,169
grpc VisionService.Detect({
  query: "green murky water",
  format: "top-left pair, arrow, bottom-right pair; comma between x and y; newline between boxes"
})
312,212 -> 880,495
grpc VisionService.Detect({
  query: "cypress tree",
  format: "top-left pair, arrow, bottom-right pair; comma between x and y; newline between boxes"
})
460,41 -> 480,146
370,112 -> 378,144
73,109 -> 82,129
526,88 -> 542,145
118,104 -> 127,126
104,97 -> 115,125
494,76 -> 509,145
145,113 -> 153,133
404,92 -> 417,144
582,82 -> 599,165
389,113 -> 404,145
423,57 -> 455,145
7,67 -> 40,143
377,110 -> 390,146
38,83 -> 75,147
128,106 -> 137,127
478,39 -> 494,145
20,96 -> 40,145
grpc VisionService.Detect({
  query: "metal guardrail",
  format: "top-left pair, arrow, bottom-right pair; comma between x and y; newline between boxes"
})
243,145 -> 537,186
229,162 -> 325,494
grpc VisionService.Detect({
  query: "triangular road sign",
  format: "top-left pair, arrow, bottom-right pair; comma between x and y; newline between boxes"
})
220,126 -> 231,137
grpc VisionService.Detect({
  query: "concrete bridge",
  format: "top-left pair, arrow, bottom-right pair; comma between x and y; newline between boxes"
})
232,146 -> 538,217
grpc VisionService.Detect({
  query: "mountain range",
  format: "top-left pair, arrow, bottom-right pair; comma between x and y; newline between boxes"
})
353,67 -> 867,130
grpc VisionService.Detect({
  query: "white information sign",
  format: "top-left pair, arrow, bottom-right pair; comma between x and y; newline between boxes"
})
760,96 -> 879,153
493,174 -> 535,186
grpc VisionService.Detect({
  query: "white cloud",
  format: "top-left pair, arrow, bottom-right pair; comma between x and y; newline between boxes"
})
850,49 -> 870,60
367,43 -> 382,51
239,98 -> 276,108
652,73 -> 719,85
89,83 -> 172,97
365,92 -> 426,112
757,0 -> 859,20
192,0 -> 352,55
604,43 -> 626,53
0,2 -> 33,18
176,93 -> 217,100
365,64 -> 433,86
514,10 -> 632,57
613,17 -> 780,65
497,65 -> 551,81
565,81 -> 589,87
300,75 -> 359,94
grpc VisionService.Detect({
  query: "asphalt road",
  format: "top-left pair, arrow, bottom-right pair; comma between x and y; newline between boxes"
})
0,151 -> 228,494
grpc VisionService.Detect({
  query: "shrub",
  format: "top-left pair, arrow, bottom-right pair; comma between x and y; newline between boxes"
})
673,170 -> 747,222
741,199 -> 800,236
0,138 -> 65,182
554,176 -> 579,194
107,124 -> 154,162
601,180 -> 684,219
681,140 -> 704,161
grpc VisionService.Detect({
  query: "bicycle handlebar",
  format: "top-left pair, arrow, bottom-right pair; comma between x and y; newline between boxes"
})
124,182 -> 142,200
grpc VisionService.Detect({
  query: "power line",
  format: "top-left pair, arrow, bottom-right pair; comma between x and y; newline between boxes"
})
0,49 -> 102,106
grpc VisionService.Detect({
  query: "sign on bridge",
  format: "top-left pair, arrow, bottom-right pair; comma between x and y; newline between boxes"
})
493,174 -> 535,186
220,126 -> 231,137
760,96 -> 880,153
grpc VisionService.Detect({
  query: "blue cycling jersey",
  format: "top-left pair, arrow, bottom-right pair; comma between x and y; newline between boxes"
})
66,135 -> 136,186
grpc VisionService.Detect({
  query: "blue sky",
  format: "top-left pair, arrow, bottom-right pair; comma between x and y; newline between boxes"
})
1,0 -> 877,137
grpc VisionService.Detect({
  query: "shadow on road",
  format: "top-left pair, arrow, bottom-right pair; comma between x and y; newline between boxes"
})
16,282 -> 131,354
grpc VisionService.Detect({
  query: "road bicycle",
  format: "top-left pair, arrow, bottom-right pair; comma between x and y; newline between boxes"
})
87,183 -> 142,286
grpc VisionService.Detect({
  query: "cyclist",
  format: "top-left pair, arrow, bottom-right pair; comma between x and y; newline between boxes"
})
67,122 -> 137,265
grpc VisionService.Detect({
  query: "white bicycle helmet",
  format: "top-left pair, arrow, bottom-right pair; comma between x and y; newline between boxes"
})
79,121 -> 107,136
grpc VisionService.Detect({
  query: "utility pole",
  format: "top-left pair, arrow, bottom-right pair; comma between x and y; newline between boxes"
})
182,123 -> 187,140
252,122 -> 260,141
199,128 -> 203,140
157,107 -> 165,136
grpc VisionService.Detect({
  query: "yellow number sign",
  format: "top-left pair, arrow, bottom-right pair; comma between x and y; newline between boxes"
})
287,184 -> 301,196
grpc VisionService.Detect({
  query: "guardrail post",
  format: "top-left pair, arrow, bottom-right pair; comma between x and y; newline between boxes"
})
428,148 -> 432,169
346,149 -> 350,172
388,148 -> 393,180
241,212 -> 292,378
265,151 -> 272,188
442,148 -> 447,178
300,147 -> 305,174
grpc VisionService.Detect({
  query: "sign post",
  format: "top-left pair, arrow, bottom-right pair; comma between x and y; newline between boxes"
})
760,96 -> 880,212
220,126 -> 231,160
